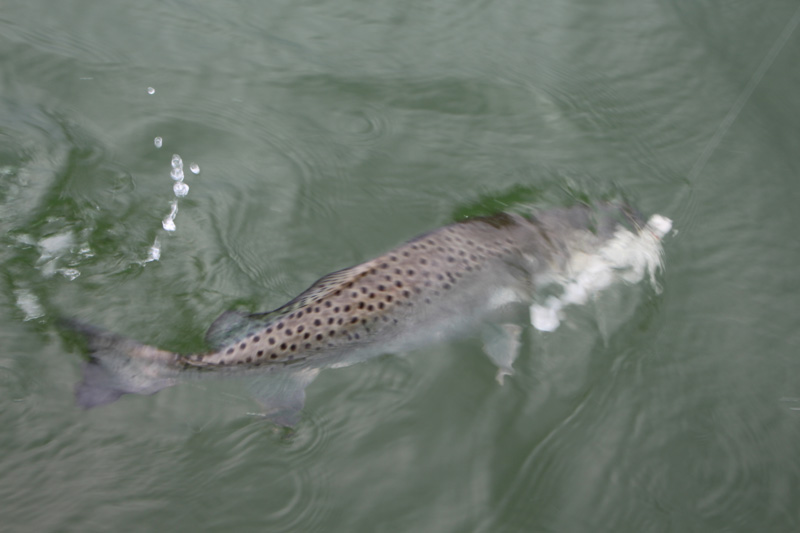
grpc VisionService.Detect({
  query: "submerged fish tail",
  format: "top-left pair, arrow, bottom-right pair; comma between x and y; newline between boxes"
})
63,320 -> 182,408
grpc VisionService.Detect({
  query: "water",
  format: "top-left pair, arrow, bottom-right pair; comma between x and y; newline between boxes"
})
1,0 -> 799,531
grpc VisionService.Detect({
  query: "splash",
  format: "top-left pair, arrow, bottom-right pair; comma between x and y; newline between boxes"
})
531,214 -> 673,332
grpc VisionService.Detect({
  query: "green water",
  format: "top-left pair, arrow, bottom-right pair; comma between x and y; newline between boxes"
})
2,0 -> 800,531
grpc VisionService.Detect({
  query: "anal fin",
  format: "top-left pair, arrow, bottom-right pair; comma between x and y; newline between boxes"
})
248,368 -> 320,427
482,323 -> 522,385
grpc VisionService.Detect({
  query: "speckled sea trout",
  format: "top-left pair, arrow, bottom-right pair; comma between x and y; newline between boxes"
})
67,204 -> 671,425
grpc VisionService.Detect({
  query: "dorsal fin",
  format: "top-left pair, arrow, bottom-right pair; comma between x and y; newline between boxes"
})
268,265 -> 368,315
204,265 -> 367,350
204,310 -> 260,350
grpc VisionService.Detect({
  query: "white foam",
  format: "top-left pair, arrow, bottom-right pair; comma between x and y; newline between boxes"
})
15,289 -> 44,321
531,214 -> 672,332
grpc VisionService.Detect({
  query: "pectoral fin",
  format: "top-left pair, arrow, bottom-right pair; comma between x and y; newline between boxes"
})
248,368 -> 320,427
481,323 -> 522,385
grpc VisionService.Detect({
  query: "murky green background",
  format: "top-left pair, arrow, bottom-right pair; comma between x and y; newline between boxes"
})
2,0 -> 800,531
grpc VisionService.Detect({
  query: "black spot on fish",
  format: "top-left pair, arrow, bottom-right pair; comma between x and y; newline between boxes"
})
246,357 -> 252,363
296,325 -> 304,333
358,302 -> 365,309
254,336 -> 260,342
240,343 -> 247,350
269,337 -> 275,345
344,305 -> 351,312
280,343 -> 287,350
350,317 -> 358,324
285,329 -> 292,336
314,319 -> 322,326
328,317 -> 335,325
226,348 -> 234,355
378,285 -> 386,291
257,350 -> 264,357
316,334 -> 323,341
290,344 -> 296,351
277,322 -> 284,330
270,353 -> 277,359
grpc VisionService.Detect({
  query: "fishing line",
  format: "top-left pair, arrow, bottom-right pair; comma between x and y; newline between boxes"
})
668,4 -> 800,217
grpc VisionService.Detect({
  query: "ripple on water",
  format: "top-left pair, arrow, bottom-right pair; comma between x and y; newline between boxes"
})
179,416 -> 332,531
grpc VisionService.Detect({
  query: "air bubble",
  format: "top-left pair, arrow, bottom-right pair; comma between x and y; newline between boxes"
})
154,137 -> 163,148
171,154 -> 183,169
173,182 -> 189,197
189,163 -> 200,174
170,167 -> 184,181
147,87 -> 156,95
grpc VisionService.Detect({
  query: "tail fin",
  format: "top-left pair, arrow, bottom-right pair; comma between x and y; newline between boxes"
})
62,320 -> 181,409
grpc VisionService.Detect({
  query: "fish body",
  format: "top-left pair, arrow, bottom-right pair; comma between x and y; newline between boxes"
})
68,204 -> 671,425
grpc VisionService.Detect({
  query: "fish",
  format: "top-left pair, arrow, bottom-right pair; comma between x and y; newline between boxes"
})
64,203 -> 672,426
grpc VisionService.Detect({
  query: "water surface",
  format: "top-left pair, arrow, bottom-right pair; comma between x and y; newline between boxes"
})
2,0 -> 800,531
